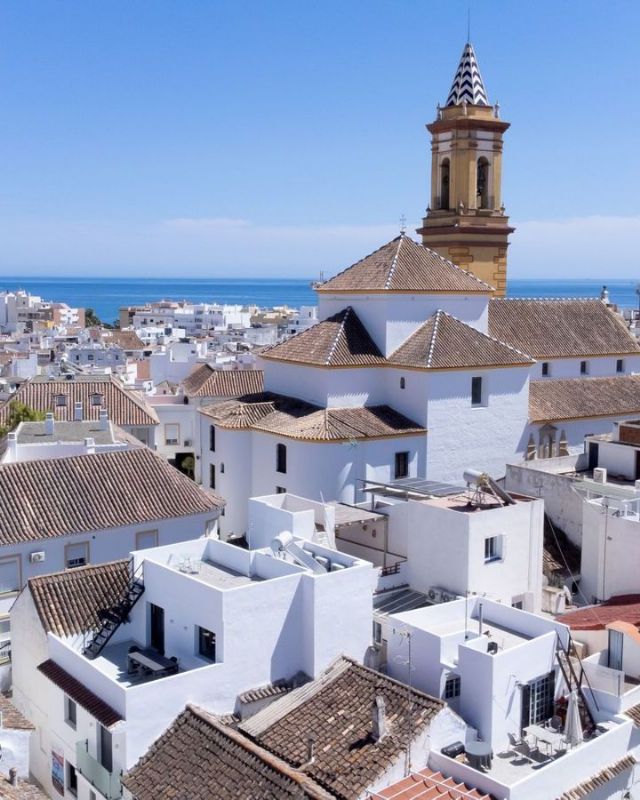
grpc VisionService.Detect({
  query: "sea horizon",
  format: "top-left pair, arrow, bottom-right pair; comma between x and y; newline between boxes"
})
1,275 -> 637,325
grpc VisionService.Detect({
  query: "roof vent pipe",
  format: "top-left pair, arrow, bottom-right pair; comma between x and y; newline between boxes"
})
478,602 -> 483,637
8,768 -> 17,787
306,736 -> 316,765
44,412 -> 54,435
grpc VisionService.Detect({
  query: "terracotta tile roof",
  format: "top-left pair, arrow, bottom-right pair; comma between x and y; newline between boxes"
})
201,394 -> 425,441
253,405 -> 425,442
136,360 -> 151,381
262,308 -> 385,367
28,560 -> 130,637
389,311 -> 533,369
37,660 -> 123,729
556,754 -> 636,800
183,364 -> 264,397
374,768 -> 491,799
122,704 -> 333,800
0,375 -> 158,427
0,448 -> 223,545
0,694 -> 35,730
103,330 -> 146,350
240,657 -> 445,800
529,375 -> 640,423
318,236 -> 493,294
557,595 -> 640,631
488,299 -> 640,359
0,778 -> 49,799
625,703 -> 640,726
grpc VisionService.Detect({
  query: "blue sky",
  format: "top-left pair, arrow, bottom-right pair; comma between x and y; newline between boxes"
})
1,0 -> 639,278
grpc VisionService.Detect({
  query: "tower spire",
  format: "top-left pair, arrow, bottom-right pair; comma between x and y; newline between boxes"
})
445,42 -> 489,107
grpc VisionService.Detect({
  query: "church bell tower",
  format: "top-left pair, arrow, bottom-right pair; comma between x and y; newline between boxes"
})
417,43 -> 513,295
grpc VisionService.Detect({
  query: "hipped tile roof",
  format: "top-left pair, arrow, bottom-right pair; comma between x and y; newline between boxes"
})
123,704 -> 333,800
240,657 -> 445,800
0,447 -> 223,545
376,767 -> 491,799
0,778 -> 49,799
389,310 -> 533,369
183,364 -> 264,397
529,375 -> 640,423
37,660 -> 123,729
28,560 -> 130,637
262,308 -> 385,367
489,299 -> 640,359
556,754 -> 636,800
201,394 -> 424,442
0,694 -> 35,730
318,236 -> 493,294
0,375 -> 159,427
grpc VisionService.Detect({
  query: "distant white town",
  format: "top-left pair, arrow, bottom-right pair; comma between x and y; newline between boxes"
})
2,42 -> 640,800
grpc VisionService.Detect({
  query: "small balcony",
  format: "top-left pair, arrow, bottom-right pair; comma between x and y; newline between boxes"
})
76,740 -> 121,800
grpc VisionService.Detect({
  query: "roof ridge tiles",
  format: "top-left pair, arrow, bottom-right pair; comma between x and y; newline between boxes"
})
383,235 -> 404,290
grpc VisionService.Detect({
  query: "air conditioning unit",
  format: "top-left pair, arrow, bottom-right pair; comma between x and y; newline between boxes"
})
593,467 -> 607,484
427,587 -> 455,604
30,551 -> 46,563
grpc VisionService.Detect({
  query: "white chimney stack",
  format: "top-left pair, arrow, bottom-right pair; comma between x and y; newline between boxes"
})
44,412 -> 54,435
99,409 -> 109,431
7,432 -> 17,461
371,695 -> 387,742
84,437 -> 95,455
74,401 -> 83,421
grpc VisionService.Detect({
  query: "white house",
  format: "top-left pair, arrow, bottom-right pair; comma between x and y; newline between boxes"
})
10,534 -> 375,799
386,598 -> 640,800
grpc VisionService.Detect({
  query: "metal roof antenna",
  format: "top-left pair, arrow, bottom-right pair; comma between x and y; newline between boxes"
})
399,214 -> 407,236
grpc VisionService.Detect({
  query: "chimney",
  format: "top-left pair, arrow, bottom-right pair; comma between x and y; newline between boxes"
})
84,437 -> 95,455
44,412 -> 54,435
8,768 -> 17,787
99,409 -> 109,431
306,736 -> 315,765
371,695 -> 387,742
6,432 -> 17,461
74,401 -> 83,421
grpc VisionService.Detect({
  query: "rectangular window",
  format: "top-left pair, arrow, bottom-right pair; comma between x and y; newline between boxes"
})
580,360 -> 588,375
198,627 -> 216,661
394,451 -> 409,479
98,725 -> 113,772
541,362 -> 550,377
528,672 -> 555,725
484,536 -> 502,563
0,557 -> 20,595
276,443 -> 287,474
209,464 -> 216,490
55,394 -> 67,407
617,359 -> 624,374
209,425 -> 216,452
276,486 -> 286,494
65,542 -> 89,569
444,675 -> 461,699
135,529 -> 158,550
65,696 -> 77,729
67,763 -> 78,796
471,376 -> 483,406
373,621 -> 382,645
164,423 -> 179,445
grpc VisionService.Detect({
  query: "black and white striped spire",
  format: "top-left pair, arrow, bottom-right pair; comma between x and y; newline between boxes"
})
445,43 -> 489,107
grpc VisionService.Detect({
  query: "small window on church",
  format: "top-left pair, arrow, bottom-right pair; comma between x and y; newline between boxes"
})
477,157 -> 489,209
580,360 -> 588,375
617,359 -> 624,374
440,159 -> 450,210
541,362 -> 550,377
400,377 -> 406,390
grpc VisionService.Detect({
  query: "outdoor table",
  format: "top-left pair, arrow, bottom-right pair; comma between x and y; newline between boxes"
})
465,740 -> 493,770
127,649 -> 178,676
525,724 -> 564,755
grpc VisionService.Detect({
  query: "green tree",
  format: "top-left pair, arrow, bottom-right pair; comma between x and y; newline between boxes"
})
0,400 -> 46,438
85,307 -> 102,327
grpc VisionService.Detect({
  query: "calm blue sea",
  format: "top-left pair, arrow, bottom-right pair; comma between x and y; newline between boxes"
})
0,276 -> 637,326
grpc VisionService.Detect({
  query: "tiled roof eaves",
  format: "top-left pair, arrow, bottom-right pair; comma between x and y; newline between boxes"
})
251,428 -> 426,443
37,660 -> 122,728
316,287 -> 493,294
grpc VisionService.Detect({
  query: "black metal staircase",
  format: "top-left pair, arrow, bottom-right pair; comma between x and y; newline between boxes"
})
555,633 -> 598,730
83,559 -> 145,660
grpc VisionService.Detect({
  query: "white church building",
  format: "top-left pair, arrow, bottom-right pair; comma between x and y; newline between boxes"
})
199,44 -> 640,537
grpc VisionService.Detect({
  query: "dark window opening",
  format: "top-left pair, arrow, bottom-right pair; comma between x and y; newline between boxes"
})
395,451 -> 409,479
541,362 -> 549,377
209,425 -> 216,452
444,675 -> 460,699
580,360 -> 588,375
276,443 -> 287,474
440,158 -> 450,210
209,464 -> 216,490
477,157 -> 489,208
471,376 -> 483,406
400,377 -> 406,390
617,359 -> 624,373
276,486 -> 287,494
198,627 -> 216,661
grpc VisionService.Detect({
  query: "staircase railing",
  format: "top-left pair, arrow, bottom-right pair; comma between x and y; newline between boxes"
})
82,558 -> 145,659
